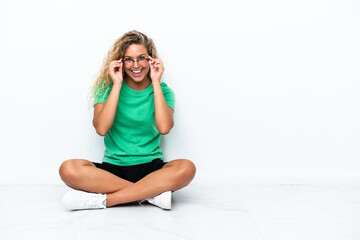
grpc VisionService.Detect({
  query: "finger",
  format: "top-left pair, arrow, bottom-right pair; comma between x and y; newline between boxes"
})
150,59 -> 160,66
156,60 -> 163,66
149,59 -> 155,66
109,62 -> 116,71
109,59 -> 122,66
109,61 -> 122,73
149,61 -> 156,69
153,63 -> 160,71
150,58 -> 161,64
154,59 -> 163,67
154,61 -> 163,69
112,60 -> 122,67
110,61 -> 117,68
112,59 -> 122,67
148,56 -> 160,66
115,62 -> 123,73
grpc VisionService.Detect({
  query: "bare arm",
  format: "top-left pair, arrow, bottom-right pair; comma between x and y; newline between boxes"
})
93,59 -> 123,136
93,83 -> 122,136
149,56 -> 174,135
153,82 -> 174,135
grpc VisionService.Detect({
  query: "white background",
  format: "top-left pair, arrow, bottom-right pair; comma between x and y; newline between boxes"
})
1,0 -> 359,184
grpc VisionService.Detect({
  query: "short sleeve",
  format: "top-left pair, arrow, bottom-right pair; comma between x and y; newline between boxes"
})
160,82 -> 175,111
94,86 -> 112,106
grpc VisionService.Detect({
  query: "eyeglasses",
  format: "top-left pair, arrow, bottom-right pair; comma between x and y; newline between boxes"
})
122,56 -> 150,66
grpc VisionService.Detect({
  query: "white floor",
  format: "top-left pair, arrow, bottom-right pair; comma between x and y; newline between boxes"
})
1,184 -> 359,240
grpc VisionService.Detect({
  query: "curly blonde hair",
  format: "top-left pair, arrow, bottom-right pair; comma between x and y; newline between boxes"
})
90,30 -> 159,105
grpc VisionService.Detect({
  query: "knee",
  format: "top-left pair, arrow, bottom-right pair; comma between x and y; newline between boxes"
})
176,159 -> 196,183
59,159 -> 81,183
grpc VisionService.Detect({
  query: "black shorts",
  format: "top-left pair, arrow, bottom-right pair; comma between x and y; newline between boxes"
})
92,159 -> 166,183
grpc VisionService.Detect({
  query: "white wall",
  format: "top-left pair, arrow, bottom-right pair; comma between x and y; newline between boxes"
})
1,0 -> 360,184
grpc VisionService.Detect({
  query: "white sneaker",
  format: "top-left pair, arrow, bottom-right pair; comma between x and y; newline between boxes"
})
146,191 -> 172,210
62,189 -> 106,210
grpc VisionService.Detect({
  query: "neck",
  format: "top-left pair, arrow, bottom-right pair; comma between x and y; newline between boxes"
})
124,76 -> 151,91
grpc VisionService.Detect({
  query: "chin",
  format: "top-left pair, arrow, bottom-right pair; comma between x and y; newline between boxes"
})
126,73 -> 149,83
131,76 -> 146,82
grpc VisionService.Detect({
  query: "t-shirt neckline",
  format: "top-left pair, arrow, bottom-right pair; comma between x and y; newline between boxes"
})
122,81 -> 153,95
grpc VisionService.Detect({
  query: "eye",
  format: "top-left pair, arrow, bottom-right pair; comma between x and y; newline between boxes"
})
124,58 -> 133,62
138,56 -> 146,60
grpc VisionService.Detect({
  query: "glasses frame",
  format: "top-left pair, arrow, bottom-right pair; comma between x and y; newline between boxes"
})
122,56 -> 150,66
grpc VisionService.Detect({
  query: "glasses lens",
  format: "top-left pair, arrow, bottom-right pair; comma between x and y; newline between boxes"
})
139,59 -> 149,65
123,60 -> 133,68
123,57 -> 149,66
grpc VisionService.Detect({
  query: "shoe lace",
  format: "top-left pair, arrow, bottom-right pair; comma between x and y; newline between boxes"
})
81,194 -> 103,208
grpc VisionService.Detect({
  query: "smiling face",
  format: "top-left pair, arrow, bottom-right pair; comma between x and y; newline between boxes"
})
123,44 -> 151,85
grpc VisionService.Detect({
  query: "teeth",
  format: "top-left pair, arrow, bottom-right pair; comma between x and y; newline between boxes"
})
132,70 -> 142,73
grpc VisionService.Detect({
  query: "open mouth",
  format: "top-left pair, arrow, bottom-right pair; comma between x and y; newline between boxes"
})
131,69 -> 143,76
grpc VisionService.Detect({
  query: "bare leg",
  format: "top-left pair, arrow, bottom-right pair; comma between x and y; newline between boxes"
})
59,159 -> 133,193
106,159 -> 196,207
59,159 -> 196,207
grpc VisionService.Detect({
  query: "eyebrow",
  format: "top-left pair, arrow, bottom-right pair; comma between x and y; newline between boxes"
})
124,54 -> 147,58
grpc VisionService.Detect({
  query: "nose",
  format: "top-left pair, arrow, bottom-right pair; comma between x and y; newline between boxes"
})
133,60 -> 139,68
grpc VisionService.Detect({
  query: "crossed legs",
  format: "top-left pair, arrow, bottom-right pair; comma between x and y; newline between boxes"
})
59,159 -> 196,207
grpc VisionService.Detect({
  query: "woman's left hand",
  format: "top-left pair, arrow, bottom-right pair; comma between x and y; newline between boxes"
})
149,56 -> 164,83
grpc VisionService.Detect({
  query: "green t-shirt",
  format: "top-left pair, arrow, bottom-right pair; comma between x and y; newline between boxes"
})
94,81 -> 175,166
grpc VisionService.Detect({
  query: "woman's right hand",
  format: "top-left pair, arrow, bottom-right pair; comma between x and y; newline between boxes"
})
108,59 -> 123,85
